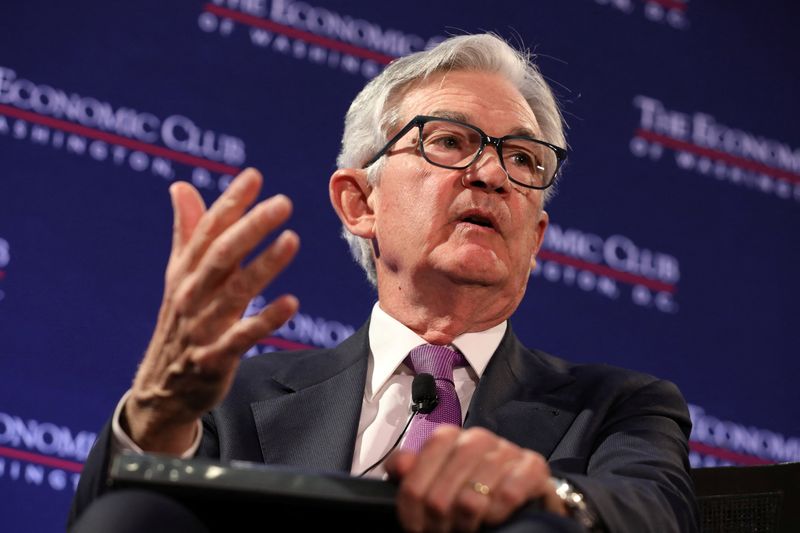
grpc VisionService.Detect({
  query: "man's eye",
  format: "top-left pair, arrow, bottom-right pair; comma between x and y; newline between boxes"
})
432,135 -> 461,149
510,152 -> 534,167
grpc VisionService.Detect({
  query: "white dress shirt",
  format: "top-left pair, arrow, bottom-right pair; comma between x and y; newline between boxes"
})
111,302 -> 507,477
354,303 -> 505,477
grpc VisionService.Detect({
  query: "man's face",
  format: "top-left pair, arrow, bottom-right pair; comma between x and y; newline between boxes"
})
369,70 -> 549,308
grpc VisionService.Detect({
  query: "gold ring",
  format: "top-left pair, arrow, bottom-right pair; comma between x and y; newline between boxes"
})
471,481 -> 491,496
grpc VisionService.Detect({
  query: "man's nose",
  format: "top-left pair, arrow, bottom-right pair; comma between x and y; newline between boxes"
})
462,148 -> 509,194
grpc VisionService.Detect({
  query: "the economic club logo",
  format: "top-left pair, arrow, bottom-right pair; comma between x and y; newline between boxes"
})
631,95 -> 800,203
243,296 -> 356,356
0,411 -> 96,494
0,66 -> 247,193
532,223 -> 680,313
197,0 -> 445,78
593,0 -> 690,29
688,404 -> 800,467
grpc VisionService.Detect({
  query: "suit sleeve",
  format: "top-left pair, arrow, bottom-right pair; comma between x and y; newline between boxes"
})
552,378 -> 698,533
66,420 -> 115,529
67,411 -> 222,529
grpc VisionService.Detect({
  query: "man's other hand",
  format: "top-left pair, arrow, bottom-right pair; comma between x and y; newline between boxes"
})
386,426 -> 568,532
124,168 -> 300,454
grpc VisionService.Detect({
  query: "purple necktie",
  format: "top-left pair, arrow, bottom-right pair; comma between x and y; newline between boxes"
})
402,344 -> 467,453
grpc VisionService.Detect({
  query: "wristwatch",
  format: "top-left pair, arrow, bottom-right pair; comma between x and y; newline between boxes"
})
550,477 -> 601,531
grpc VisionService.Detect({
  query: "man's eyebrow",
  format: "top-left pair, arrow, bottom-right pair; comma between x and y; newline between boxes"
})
511,126 -> 539,138
428,110 -> 470,123
428,110 -> 540,138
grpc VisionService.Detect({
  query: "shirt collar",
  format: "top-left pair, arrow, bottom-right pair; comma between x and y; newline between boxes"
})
366,302 -> 507,400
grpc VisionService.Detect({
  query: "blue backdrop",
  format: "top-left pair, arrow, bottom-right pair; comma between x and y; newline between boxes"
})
1,1 -> 798,531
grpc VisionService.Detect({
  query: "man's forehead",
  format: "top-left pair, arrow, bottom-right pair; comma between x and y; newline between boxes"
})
427,109 -> 539,138
395,71 -> 541,137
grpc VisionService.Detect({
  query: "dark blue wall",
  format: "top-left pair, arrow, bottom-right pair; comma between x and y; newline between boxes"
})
1,1 -> 798,530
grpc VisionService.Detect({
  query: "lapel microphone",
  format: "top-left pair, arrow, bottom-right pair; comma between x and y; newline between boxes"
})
356,373 -> 439,477
411,373 -> 439,414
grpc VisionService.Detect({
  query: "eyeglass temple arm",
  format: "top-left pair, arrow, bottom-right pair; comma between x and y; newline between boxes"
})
361,119 -> 422,169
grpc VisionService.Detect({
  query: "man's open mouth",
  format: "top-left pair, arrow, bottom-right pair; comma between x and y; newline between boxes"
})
459,211 -> 497,231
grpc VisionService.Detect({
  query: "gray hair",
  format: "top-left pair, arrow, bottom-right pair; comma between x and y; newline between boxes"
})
336,33 -> 566,286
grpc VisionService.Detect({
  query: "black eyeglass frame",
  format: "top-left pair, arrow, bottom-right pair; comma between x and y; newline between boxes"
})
362,115 -> 567,190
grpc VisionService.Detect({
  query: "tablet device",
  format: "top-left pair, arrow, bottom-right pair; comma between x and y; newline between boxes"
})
108,451 -> 400,531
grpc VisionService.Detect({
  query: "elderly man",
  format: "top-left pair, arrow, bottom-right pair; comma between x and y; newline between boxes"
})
69,34 -> 697,532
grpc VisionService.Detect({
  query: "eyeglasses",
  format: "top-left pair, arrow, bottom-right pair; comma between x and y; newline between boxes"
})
362,115 -> 567,190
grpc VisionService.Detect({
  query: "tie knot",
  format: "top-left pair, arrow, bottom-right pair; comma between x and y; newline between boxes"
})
406,344 -> 466,380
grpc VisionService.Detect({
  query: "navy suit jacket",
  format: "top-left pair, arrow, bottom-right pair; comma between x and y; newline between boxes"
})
70,321 -> 698,532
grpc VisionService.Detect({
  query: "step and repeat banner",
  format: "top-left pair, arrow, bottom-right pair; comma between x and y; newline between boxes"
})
1,1 -> 798,530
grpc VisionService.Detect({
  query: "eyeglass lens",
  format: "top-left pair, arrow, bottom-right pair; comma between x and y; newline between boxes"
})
419,120 -> 556,188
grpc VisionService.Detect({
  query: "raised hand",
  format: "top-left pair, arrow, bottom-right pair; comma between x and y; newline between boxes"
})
123,168 -> 300,453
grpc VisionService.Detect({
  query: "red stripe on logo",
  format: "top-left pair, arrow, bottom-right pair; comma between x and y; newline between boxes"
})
204,3 -> 396,65
0,445 -> 84,473
689,441 -> 775,466
0,104 -> 241,176
257,336 -> 315,351
636,128 -> 800,185
644,0 -> 687,12
537,249 -> 676,293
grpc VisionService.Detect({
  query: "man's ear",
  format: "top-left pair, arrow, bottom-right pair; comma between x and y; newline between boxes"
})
530,209 -> 549,269
329,168 -> 376,239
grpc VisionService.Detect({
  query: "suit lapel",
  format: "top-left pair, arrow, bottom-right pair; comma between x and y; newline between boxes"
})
250,322 -> 370,472
465,324 -> 579,459
248,320 -> 579,470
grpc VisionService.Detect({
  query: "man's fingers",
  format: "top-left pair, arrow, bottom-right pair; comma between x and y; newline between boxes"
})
194,195 -> 294,299
446,434 -> 519,531
175,201 -> 300,317
236,228 -> 299,296
484,451 -> 553,524
394,426 -> 461,532
209,227 -> 299,320
179,168 -> 263,272
170,182 -> 207,254
384,449 -> 417,481
185,224 -> 299,325
423,429 -> 498,522
391,428 -> 552,533
195,294 -> 300,368
167,182 -> 207,285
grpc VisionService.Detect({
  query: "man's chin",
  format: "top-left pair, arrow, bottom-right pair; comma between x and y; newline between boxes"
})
422,241 -> 510,284
439,256 -> 507,287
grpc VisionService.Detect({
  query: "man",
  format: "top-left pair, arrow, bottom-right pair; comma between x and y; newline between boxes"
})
69,34 -> 697,532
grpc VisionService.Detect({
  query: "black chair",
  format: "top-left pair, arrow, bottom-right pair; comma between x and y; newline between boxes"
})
691,462 -> 800,533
